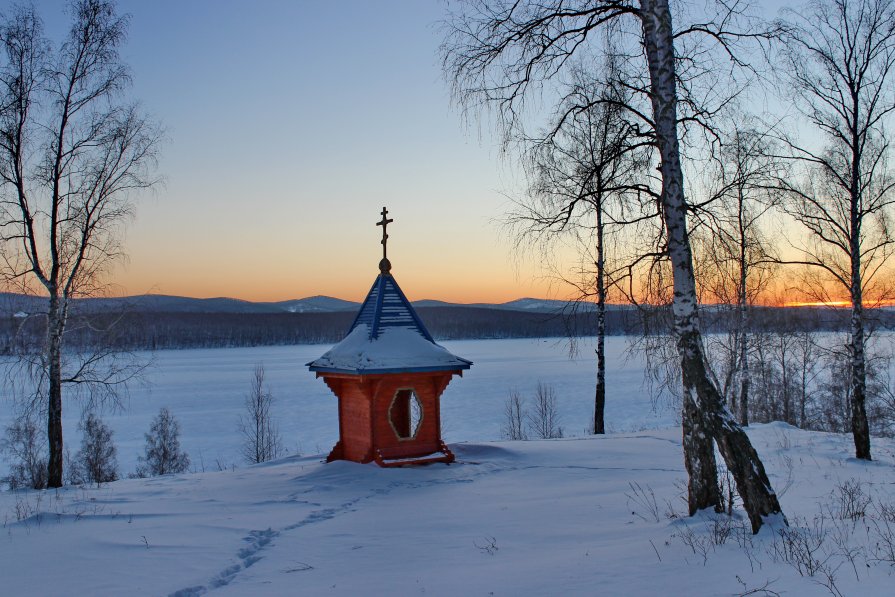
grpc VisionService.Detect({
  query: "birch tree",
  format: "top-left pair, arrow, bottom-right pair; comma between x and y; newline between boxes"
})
0,1 -> 160,487
697,127 -> 779,425
136,407 -> 189,477
511,56 -> 654,434
239,364 -> 283,464
444,0 -> 784,531
776,0 -> 895,460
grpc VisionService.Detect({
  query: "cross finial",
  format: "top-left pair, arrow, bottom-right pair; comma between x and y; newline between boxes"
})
375,206 -> 394,275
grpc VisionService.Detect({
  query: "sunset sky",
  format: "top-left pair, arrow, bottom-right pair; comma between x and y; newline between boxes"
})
28,1 -> 815,305
33,0 -> 552,304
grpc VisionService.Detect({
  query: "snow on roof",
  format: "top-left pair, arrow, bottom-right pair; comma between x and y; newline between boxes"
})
307,273 -> 472,375
307,324 -> 472,374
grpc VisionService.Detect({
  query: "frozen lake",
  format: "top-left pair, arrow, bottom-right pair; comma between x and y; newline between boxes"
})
1,337 -> 676,477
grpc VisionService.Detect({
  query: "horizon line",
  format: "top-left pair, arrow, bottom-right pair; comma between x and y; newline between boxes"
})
3,290 -> 885,310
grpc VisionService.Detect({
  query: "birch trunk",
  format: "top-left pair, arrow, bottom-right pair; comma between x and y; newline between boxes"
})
594,203 -> 606,434
849,105 -> 872,460
46,295 -> 64,488
850,235 -> 871,459
737,331 -> 750,426
640,0 -> 783,532
737,187 -> 750,426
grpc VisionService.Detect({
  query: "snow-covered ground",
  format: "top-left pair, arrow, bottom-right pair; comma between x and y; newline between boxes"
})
2,424 -> 894,596
3,338 -> 895,595
1,337 -> 675,477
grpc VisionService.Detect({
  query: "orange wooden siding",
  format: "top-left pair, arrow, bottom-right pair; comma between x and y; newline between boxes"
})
317,371 -> 460,465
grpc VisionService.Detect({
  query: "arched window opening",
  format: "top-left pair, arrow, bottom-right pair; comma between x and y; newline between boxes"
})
389,389 -> 423,440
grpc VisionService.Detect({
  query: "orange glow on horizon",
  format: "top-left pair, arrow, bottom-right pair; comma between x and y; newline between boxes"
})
784,300 -> 851,308
83,275 -> 895,308
781,299 -> 895,308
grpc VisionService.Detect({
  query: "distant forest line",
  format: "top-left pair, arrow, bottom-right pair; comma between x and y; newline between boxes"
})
1,305 -> 886,353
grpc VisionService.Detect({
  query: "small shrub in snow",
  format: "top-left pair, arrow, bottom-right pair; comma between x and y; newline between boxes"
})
502,389 -> 527,440
673,524 -> 712,565
671,514 -> 751,567
768,516 -> 834,579
1,413 -> 47,490
830,478 -> 870,521
527,382 -> 563,439
135,408 -> 190,477
871,518 -> 895,567
238,364 -> 283,464
734,577 -> 781,596
706,514 -> 745,547
626,481 -> 661,523
11,488 -> 44,523
71,413 -> 118,485
474,535 -> 498,555
875,500 -> 895,523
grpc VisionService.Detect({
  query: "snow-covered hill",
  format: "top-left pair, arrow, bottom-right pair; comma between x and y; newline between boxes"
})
2,425 -> 894,596
0,292 -> 630,315
269,296 -> 360,313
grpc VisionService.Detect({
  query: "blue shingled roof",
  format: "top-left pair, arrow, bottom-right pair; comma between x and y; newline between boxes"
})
348,274 -> 434,342
307,272 -> 472,375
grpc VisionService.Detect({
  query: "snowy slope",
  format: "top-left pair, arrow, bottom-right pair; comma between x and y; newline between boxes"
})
2,425 -> 894,596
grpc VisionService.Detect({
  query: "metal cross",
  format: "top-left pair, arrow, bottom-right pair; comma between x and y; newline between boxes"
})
376,206 -> 393,261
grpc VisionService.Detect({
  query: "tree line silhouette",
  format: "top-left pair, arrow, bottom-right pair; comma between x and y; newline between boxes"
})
0,304 -> 873,353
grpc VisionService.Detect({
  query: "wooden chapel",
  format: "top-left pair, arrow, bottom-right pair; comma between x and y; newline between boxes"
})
307,208 -> 472,466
